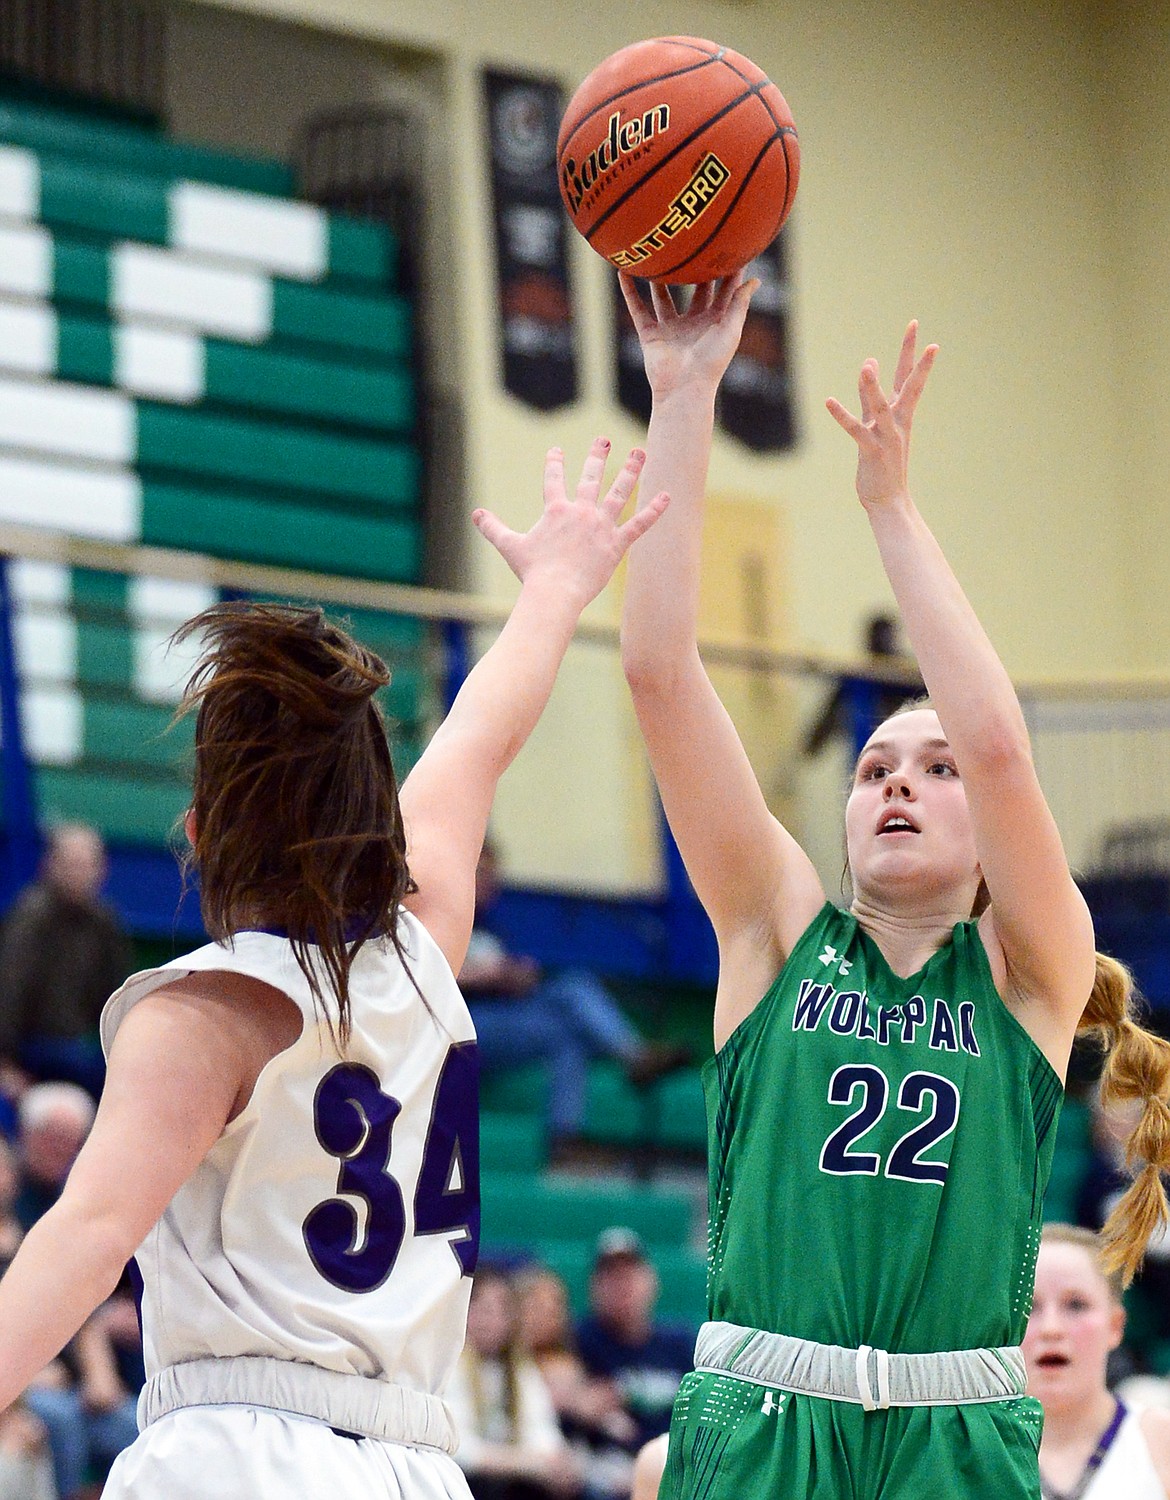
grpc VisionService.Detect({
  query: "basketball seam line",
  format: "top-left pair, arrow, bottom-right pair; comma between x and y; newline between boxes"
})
704,50 -> 790,134
581,80 -> 775,247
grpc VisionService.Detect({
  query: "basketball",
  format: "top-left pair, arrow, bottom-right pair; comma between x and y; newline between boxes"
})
557,36 -> 799,285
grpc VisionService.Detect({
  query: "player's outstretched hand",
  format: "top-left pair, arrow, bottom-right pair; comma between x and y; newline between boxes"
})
620,271 -> 758,399
472,438 -> 668,610
826,322 -> 939,511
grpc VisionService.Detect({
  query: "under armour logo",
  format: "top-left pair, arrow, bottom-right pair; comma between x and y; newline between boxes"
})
761,1391 -> 784,1416
818,945 -> 852,976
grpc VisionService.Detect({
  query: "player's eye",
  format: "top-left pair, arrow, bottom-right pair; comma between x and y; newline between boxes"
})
927,761 -> 958,777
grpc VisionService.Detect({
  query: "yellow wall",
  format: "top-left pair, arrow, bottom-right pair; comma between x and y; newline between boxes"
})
174,0 -> 1144,890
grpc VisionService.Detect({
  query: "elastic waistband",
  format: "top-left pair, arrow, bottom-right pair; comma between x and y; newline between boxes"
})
694,1321 -> 1027,1411
139,1357 -> 457,1452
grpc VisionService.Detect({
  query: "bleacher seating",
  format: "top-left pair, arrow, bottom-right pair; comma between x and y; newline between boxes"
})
0,91 -> 430,848
0,95 -> 421,581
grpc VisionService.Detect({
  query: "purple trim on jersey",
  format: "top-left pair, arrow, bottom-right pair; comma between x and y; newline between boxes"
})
126,1256 -> 145,1341
247,920 -> 385,944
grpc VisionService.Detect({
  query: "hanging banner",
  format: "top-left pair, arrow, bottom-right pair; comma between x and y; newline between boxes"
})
484,69 -> 578,411
612,271 -> 654,424
718,229 -> 797,452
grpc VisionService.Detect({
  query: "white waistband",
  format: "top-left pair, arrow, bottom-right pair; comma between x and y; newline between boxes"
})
139,1357 -> 457,1452
694,1321 -> 1027,1410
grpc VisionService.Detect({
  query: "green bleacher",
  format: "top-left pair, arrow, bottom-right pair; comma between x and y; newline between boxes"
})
480,1033 -> 712,1328
0,90 -> 430,846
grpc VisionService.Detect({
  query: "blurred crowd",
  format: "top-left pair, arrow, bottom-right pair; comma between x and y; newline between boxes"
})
449,1229 -> 694,1500
0,827 -> 139,1500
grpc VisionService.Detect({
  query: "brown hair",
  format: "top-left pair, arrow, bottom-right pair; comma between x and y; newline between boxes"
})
174,601 -> 416,1046
1077,953 -> 1170,1286
1039,1222 -> 1125,1303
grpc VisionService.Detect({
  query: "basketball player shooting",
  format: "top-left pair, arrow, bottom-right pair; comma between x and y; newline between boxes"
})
618,275 -> 1170,1500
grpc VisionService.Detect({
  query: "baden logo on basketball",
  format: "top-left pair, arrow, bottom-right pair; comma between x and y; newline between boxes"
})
560,103 -> 670,216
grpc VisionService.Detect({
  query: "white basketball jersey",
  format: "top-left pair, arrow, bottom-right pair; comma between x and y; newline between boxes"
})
1083,1409 -> 1166,1500
100,916 -> 477,1403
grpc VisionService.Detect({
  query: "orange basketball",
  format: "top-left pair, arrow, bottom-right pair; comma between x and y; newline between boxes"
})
557,36 -> 799,284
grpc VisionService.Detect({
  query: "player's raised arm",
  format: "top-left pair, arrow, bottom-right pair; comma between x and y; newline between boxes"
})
401,441 -> 667,973
826,325 -> 1095,1070
619,275 -> 824,1002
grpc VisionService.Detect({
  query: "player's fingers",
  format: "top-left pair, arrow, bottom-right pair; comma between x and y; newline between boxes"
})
649,280 -> 678,322
892,321 -> 919,393
897,344 -> 940,417
601,448 -> 646,517
543,446 -> 566,508
619,273 -> 653,332
825,398 -> 869,443
575,436 -> 611,504
617,490 -> 670,546
472,508 -> 518,554
690,280 -> 717,315
857,360 -> 885,424
713,269 -> 749,315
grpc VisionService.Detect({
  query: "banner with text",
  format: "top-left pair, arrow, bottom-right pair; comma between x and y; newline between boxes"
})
484,69 -> 578,411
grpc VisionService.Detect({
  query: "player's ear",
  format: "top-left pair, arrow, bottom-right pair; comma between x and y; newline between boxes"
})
184,807 -> 197,847
1108,1299 -> 1126,1352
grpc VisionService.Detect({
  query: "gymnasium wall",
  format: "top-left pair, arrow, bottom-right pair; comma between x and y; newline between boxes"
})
171,0 -> 1136,892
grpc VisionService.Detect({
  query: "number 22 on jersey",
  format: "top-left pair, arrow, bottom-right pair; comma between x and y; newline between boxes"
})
303,1041 -> 480,1292
819,1064 -> 960,1185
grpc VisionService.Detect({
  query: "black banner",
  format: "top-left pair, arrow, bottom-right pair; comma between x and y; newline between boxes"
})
613,272 -> 654,425
718,230 -> 797,452
484,69 -> 578,411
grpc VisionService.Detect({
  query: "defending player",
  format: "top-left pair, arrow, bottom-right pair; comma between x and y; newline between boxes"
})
618,275 -> 1170,1499
0,439 -> 667,1498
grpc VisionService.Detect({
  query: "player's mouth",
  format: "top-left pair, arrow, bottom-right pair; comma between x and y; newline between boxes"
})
1033,1352 -> 1071,1370
877,809 -> 920,836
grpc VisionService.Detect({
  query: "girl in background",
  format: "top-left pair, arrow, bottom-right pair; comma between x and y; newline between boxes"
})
1026,1223 -> 1170,1498
0,438 -> 666,1500
448,1268 -> 579,1500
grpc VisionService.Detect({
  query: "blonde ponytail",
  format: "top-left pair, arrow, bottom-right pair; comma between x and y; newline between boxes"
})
1077,952 -> 1170,1285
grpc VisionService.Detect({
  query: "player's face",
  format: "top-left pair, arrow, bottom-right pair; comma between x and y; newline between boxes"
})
466,1278 -> 516,1358
845,710 -> 981,911
1023,1242 -> 1123,1411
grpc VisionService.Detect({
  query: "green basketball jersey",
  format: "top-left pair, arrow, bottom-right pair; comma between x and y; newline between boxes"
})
704,902 -> 1063,1354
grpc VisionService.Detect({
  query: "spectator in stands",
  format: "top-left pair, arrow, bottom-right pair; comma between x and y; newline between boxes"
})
801,611 -> 922,758
515,1267 -> 637,1447
630,1436 -> 668,1500
461,845 -> 689,1163
447,1267 -> 581,1500
0,1140 -> 26,1273
14,1085 -> 94,1233
0,825 -> 132,1102
0,1400 -> 55,1500
574,1230 -> 695,1500
1025,1223 -> 1170,1497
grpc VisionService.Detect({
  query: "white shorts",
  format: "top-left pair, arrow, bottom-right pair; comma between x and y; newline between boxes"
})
102,1404 -> 474,1500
